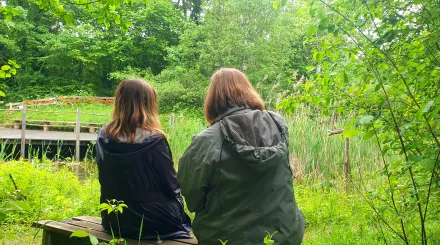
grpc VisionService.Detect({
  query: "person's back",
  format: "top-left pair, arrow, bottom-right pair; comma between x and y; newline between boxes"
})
178,68 -> 304,245
96,78 -> 191,240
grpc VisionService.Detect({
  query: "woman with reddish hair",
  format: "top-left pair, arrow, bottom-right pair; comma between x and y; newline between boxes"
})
178,68 -> 305,245
96,78 -> 191,240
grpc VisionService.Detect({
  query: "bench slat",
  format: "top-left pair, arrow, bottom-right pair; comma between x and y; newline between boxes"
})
33,219 -> 197,245
72,216 -> 197,244
73,216 -> 101,225
66,220 -> 105,232
32,220 -> 130,244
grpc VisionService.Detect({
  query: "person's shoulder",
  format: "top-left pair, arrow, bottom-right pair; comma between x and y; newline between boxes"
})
266,110 -> 287,125
97,124 -> 109,139
193,123 -> 221,140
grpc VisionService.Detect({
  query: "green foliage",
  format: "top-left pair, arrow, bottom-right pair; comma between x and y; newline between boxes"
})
71,199 -> 128,245
99,199 -> 127,215
0,0 -> 182,103
279,0 -> 440,244
263,231 -> 278,245
1,0 -> 313,114
167,0 -> 312,108
0,161 -> 100,224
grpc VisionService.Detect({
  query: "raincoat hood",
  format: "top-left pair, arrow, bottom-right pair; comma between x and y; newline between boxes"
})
96,128 -> 163,166
217,107 -> 289,171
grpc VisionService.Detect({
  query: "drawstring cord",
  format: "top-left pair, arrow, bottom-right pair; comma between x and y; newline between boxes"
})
217,139 -> 225,214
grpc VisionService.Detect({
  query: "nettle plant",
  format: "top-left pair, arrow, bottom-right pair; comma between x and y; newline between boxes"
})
218,231 -> 278,244
71,199 -> 129,245
279,0 -> 439,244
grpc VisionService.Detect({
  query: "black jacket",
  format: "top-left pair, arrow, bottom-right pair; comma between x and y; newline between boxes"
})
96,128 -> 191,240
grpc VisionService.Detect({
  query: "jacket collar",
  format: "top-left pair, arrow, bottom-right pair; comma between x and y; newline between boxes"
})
212,107 -> 250,125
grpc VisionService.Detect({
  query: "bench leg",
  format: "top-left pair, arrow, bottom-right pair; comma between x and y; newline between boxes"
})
42,230 -> 90,245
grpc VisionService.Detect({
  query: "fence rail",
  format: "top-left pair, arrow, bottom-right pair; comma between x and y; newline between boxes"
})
1,104 -> 184,161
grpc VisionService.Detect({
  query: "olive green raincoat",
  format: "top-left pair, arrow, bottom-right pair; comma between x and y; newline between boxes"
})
178,107 -> 304,245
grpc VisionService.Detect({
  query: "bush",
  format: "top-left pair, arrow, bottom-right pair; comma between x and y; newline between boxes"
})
0,161 -> 100,223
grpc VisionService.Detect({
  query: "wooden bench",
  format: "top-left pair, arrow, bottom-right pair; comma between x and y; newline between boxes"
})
32,216 -> 198,245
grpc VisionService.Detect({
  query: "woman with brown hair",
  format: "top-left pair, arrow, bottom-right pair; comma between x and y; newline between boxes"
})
178,68 -> 305,245
96,78 -> 191,240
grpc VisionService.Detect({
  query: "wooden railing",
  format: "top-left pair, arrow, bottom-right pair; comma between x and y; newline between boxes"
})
0,103 -> 184,161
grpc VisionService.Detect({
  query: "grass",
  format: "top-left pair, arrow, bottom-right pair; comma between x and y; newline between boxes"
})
285,109 -> 382,179
2,160 -> 438,245
1,104 -> 439,244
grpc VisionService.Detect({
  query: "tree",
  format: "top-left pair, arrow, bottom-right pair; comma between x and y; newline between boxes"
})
166,0 -> 312,108
280,0 -> 440,243
1,0 -> 182,101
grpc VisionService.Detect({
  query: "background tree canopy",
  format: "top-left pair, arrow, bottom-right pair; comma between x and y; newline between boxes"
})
0,0 -> 312,113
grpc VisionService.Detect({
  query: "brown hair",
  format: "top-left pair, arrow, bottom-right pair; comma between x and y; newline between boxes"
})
106,78 -> 162,142
204,68 -> 264,124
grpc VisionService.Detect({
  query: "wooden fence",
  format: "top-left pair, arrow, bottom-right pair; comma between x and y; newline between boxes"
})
0,104 -> 184,161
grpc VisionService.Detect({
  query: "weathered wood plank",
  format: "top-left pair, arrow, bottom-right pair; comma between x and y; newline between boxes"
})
32,219 -> 198,245
32,220 -> 130,244
72,216 -> 198,245
73,216 -> 101,225
65,220 -> 105,232
0,128 -> 96,141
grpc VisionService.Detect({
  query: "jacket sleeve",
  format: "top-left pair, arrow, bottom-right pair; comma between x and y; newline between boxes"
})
178,134 -> 214,213
152,137 -> 180,199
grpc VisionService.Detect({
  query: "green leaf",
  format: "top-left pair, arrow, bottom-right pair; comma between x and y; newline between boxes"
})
280,0 -> 287,6
0,90 -> 5,97
343,129 -> 362,138
343,72 -> 349,83
5,73 -> 11,78
99,203 -> 111,211
89,234 -> 100,245
306,66 -> 315,72
416,64 -> 427,74
307,25 -> 318,36
359,115 -> 374,125
1,65 -> 11,71
63,13 -> 74,25
104,19 -> 111,28
0,212 -> 7,222
420,159 -> 436,171
273,1 -> 279,10
8,200 -> 32,212
70,230 -> 89,238
362,131 -> 375,141
10,68 -> 16,75
5,13 -> 13,21
423,101 -> 434,113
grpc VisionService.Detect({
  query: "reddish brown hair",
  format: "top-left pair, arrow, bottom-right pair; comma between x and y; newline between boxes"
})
106,78 -> 162,142
204,68 -> 264,124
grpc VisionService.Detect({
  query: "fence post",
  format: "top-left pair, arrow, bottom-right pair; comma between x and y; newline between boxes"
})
170,113 -> 175,128
75,108 -> 81,162
179,113 -> 184,122
343,137 -> 351,188
328,129 -> 351,191
20,105 -> 26,159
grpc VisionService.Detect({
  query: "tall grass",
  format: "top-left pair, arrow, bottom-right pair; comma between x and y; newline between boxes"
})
1,103 -> 383,179
285,107 -> 381,179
